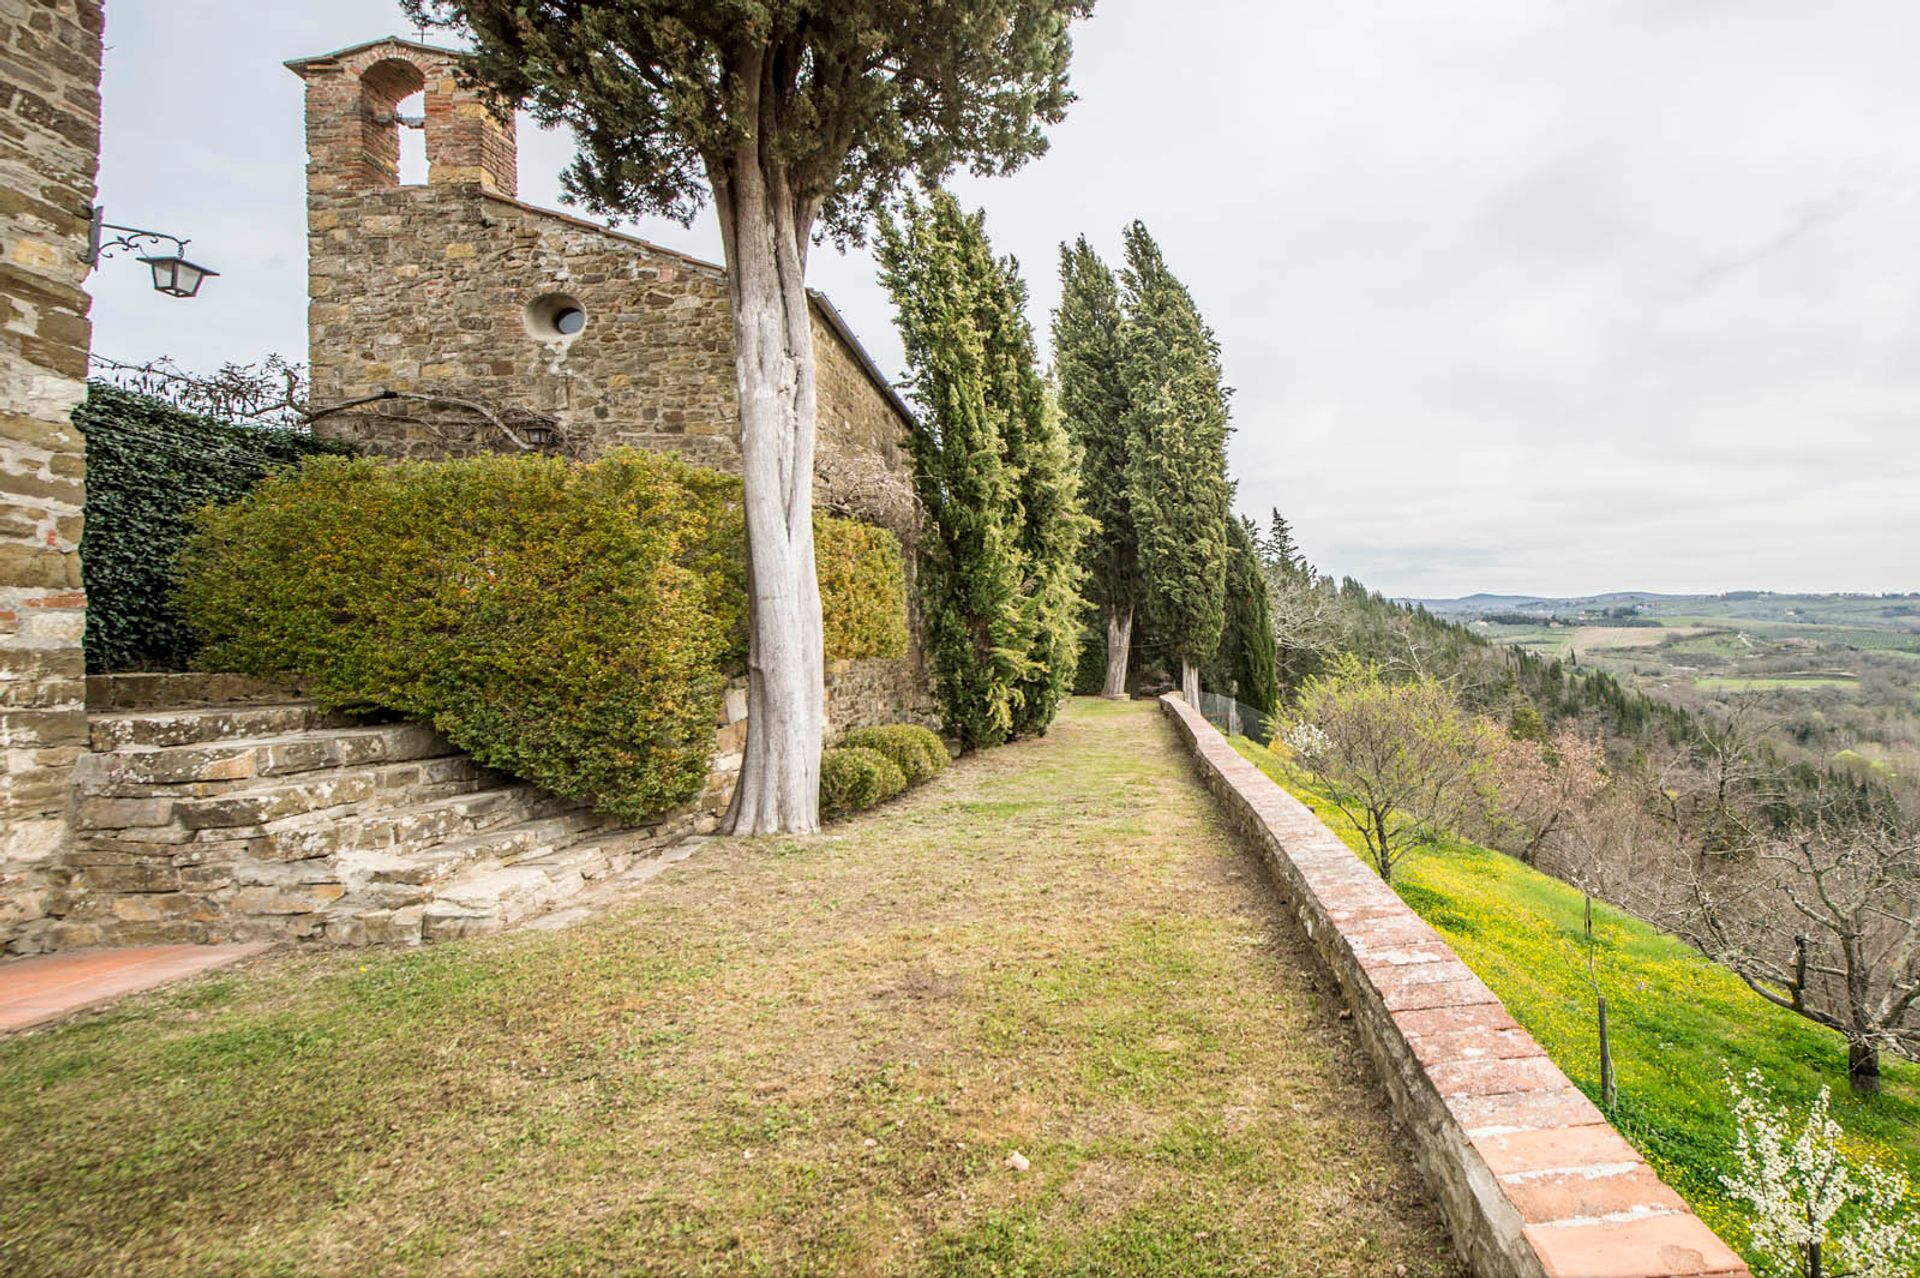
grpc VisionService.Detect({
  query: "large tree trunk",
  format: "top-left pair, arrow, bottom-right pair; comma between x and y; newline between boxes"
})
1848,1039 -> 1882,1095
1180,657 -> 1200,707
711,114 -> 825,835
1101,602 -> 1132,698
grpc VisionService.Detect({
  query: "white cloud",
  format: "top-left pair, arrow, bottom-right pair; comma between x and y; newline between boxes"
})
92,0 -> 1920,597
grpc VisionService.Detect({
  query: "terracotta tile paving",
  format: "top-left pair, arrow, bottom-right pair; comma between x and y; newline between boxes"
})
0,944 -> 271,1033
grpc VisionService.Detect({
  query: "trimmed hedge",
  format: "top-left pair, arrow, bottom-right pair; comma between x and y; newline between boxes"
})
703,508 -> 910,667
819,745 -> 907,819
178,451 -> 735,821
817,518 -> 910,661
839,724 -> 948,785
175,450 -> 912,821
75,383 -> 350,673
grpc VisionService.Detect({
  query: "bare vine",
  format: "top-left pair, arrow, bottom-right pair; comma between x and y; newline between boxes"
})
90,353 -> 566,455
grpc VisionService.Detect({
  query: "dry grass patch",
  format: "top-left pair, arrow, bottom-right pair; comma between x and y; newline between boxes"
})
0,698 -> 1459,1277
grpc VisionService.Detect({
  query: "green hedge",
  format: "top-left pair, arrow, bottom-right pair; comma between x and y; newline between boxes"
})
178,451 -> 735,821
75,383 -> 350,673
839,724 -> 948,785
817,519 -> 909,660
819,746 -> 907,819
175,450 -> 912,821
703,509 -> 911,667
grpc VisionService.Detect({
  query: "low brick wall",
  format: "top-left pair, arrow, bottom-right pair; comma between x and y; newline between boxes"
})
1159,695 -> 1750,1278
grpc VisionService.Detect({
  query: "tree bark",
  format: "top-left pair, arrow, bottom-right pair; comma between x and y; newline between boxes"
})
1180,657 -> 1200,708
711,94 -> 825,836
1848,1039 -> 1882,1095
1101,602 -> 1132,698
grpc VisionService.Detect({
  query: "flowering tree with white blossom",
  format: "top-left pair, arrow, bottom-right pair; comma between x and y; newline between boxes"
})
1720,1067 -> 1920,1278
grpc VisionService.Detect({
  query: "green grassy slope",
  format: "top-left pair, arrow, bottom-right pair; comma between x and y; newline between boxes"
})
1230,738 -> 1920,1259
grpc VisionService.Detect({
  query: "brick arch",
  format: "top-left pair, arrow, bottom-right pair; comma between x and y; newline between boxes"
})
355,57 -> 427,187
291,40 -> 516,197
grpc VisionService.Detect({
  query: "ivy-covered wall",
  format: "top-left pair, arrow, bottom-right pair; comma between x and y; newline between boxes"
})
75,384 -> 349,674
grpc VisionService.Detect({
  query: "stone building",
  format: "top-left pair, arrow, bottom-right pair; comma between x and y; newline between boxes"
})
284,36 -> 916,524
0,26 -> 937,956
0,0 -> 103,951
285,34 -> 933,733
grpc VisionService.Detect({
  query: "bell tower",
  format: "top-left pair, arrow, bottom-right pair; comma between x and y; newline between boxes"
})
286,36 -> 516,196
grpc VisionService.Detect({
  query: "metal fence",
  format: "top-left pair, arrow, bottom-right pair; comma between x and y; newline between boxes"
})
1194,687 -> 1277,745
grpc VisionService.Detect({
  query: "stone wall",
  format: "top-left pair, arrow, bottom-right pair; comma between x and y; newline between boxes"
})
287,39 -> 918,524
1159,694 -> 1752,1278
0,0 -> 102,953
21,674 -> 751,950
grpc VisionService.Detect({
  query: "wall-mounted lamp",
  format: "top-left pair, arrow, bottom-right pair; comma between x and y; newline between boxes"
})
83,207 -> 218,298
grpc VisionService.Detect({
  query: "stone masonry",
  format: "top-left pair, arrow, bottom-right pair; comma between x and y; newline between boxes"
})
17,672 -> 750,951
285,35 -> 935,736
0,0 -> 103,954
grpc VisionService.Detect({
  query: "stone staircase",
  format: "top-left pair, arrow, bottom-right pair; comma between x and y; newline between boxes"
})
37,676 -> 728,949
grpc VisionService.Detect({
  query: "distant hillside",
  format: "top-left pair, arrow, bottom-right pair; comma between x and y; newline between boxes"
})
1412,590 -> 1920,633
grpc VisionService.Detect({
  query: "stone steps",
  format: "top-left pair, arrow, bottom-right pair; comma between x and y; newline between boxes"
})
75,720 -> 457,790
89,702 -> 361,751
415,826 -> 664,942
33,680 -> 738,951
52,696 -> 709,949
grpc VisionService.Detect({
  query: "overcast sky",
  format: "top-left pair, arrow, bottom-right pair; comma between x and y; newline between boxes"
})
94,0 -> 1920,598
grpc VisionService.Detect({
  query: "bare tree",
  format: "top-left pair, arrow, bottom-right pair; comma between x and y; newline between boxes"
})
1675,782 -> 1920,1094
1649,698 -> 1780,858
1287,656 -> 1493,883
91,354 -> 311,426
1267,564 -> 1344,686
1480,722 -> 1609,866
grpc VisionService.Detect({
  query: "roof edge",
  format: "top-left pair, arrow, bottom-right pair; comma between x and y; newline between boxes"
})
286,35 -> 464,74
807,290 -> 917,432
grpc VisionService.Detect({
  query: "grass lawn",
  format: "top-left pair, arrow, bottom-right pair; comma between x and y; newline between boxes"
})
0,698 -> 1460,1278
1230,739 -> 1920,1265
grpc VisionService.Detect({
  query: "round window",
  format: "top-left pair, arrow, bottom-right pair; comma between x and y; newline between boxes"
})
524,292 -> 588,342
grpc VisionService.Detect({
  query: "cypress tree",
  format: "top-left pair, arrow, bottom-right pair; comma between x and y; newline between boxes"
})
1207,516 -> 1282,722
1120,221 -> 1232,706
1053,238 -> 1136,697
878,190 -> 1085,749
999,267 -> 1089,738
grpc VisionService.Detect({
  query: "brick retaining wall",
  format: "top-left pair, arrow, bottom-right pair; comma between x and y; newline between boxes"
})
1159,694 -> 1751,1278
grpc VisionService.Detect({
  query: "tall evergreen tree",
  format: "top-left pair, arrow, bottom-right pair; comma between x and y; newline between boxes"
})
998,366 -> 1090,736
1264,508 -> 1302,575
1207,516 -> 1282,721
1120,221 -> 1232,705
878,190 -> 1084,749
1053,238 -> 1135,696
411,0 -> 1092,832
1000,269 -> 1089,738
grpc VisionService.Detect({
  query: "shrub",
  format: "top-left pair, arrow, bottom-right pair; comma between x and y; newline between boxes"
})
684,485 -> 908,670
177,450 -> 735,821
839,724 -> 949,785
819,745 -> 907,819
816,517 -> 910,660
175,450 -> 914,822
75,382 -> 350,673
